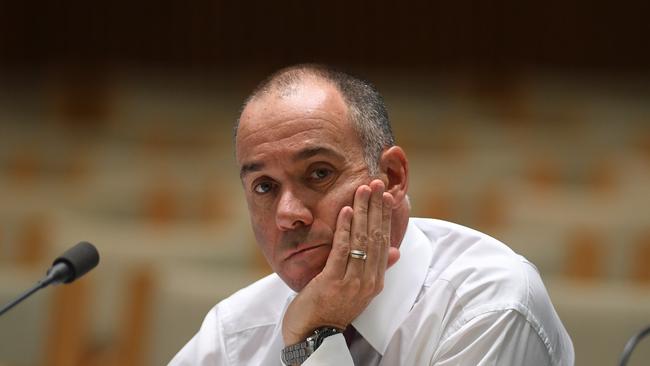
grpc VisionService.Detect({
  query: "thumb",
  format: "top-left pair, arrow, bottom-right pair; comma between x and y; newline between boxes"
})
386,247 -> 400,269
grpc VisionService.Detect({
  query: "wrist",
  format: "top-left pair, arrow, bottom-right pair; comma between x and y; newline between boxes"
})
282,324 -> 313,346
281,327 -> 342,365
283,323 -> 345,346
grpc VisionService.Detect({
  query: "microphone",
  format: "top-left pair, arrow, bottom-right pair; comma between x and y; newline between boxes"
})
0,241 -> 100,317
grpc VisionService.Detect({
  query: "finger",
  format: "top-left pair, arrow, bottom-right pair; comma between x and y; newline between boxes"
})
376,192 -> 393,284
362,180 -> 385,283
345,185 -> 371,280
322,205 -> 353,279
386,247 -> 400,269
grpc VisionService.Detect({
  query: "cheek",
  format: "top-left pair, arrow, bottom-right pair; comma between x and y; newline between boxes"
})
314,180 -> 359,224
252,226 -> 270,255
251,221 -> 284,274
246,195 -> 277,231
336,176 -> 365,204
248,206 -> 279,259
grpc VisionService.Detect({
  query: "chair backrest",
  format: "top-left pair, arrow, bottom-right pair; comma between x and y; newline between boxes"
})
565,228 -> 604,280
43,280 -> 90,366
631,231 -> 650,284
112,266 -> 155,366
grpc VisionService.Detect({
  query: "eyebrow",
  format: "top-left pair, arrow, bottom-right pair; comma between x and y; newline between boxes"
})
239,162 -> 264,179
239,146 -> 344,179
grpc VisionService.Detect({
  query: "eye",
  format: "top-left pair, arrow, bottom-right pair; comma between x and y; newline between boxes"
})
253,181 -> 275,194
309,167 -> 332,181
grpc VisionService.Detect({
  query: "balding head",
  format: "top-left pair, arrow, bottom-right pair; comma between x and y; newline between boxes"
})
235,64 -> 395,175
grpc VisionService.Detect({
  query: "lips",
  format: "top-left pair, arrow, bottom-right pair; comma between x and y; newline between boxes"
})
286,243 -> 329,260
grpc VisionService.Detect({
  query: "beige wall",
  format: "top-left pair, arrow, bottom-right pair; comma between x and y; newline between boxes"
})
0,72 -> 649,365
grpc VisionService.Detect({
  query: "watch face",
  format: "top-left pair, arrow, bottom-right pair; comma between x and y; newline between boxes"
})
313,327 -> 340,349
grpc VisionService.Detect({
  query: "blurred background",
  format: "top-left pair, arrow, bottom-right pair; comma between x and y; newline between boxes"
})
0,1 -> 649,365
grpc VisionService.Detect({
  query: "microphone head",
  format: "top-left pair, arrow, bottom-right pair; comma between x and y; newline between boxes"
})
52,241 -> 100,283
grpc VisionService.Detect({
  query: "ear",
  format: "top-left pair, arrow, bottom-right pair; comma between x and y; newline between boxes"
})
379,146 -> 408,206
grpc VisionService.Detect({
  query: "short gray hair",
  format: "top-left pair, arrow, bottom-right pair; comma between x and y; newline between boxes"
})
235,64 -> 395,175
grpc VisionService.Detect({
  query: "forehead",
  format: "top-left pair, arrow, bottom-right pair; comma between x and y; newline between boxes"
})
236,81 -> 363,167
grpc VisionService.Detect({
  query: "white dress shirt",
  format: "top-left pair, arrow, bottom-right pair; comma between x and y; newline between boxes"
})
170,218 -> 574,365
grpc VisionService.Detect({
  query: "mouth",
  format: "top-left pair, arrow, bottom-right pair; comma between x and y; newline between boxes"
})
286,243 -> 330,260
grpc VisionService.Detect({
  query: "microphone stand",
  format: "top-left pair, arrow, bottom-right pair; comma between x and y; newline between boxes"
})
619,324 -> 650,366
0,280 -> 48,316
0,251 -> 88,317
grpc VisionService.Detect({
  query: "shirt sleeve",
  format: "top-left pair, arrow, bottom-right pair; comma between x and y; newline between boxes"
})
302,333 -> 354,366
168,306 -> 230,366
432,309 -> 553,366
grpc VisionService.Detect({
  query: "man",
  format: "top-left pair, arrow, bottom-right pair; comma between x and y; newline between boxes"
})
170,64 -> 574,365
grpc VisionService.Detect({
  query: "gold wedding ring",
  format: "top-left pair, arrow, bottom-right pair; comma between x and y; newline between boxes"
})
349,249 -> 368,260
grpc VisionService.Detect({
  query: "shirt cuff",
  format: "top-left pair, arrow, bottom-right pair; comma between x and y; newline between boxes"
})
301,333 -> 354,366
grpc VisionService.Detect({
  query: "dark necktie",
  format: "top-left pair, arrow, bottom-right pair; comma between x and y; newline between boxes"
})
343,325 -> 382,365
343,325 -> 358,347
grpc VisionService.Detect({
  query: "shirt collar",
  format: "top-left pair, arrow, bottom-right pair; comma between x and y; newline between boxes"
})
351,218 -> 433,355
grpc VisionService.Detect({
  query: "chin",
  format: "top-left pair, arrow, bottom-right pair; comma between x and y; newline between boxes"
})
280,265 -> 324,292
277,248 -> 329,292
279,273 -> 312,292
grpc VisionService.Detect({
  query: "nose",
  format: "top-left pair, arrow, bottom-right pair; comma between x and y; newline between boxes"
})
276,188 -> 313,231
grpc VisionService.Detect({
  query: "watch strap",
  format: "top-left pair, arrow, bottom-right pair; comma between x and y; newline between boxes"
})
281,327 -> 341,365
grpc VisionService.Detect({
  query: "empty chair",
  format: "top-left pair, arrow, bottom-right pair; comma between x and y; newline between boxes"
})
631,230 -> 650,284
565,228 -> 604,281
43,280 -> 91,366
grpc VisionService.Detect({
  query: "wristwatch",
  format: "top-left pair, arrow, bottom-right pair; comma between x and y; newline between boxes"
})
281,326 -> 341,365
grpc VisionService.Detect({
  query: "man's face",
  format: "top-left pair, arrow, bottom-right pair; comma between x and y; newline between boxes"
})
236,81 -> 371,291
